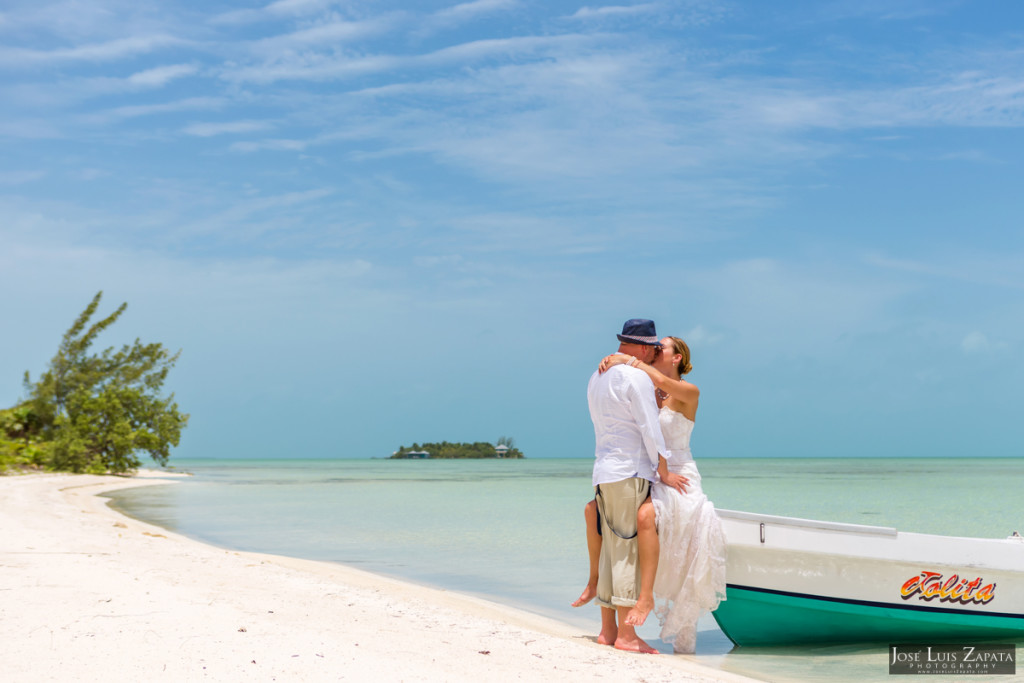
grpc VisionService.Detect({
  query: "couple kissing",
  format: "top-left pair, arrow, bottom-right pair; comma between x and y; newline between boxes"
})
574,318 -> 726,654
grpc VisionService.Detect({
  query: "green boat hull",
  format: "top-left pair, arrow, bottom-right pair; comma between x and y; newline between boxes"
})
713,585 -> 1024,647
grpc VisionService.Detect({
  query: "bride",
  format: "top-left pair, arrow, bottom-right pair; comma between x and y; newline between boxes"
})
575,335 -> 727,654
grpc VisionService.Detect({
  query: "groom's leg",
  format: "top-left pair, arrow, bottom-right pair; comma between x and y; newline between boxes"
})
598,606 -> 617,646
615,605 -> 659,654
626,496 -> 659,626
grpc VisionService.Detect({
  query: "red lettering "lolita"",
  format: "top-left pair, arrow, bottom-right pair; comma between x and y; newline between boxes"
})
900,571 -> 996,605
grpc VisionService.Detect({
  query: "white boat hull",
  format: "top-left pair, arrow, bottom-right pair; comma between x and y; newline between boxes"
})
712,510 -> 1024,646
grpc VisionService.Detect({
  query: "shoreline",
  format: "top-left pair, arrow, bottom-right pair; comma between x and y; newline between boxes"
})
0,472 -> 758,682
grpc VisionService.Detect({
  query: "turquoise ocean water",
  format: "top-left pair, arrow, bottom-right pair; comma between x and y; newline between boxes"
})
105,457 -> 1024,682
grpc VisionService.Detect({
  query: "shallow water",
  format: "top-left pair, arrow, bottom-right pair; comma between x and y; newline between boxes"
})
106,457 -> 1024,682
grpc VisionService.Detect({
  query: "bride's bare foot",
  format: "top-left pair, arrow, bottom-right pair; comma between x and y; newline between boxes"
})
625,596 -> 654,626
615,634 -> 659,654
572,583 -> 598,607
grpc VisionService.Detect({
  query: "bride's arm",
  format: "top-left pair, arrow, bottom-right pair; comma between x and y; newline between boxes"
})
658,456 -> 689,493
607,355 -> 699,406
597,353 -> 699,411
598,353 -> 634,373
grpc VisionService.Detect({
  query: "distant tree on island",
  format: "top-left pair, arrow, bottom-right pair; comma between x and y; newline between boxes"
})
390,439 -> 524,459
1,292 -> 189,475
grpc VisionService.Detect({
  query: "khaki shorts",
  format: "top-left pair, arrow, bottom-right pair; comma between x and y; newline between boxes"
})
594,477 -> 650,609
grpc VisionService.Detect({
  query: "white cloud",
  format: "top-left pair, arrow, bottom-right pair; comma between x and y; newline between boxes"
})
0,34 -> 184,67
126,63 -> 199,87
0,119 -> 62,139
170,187 -> 337,239
248,15 -> 399,54
222,53 -> 400,84
682,324 -> 724,347
231,138 -> 310,152
183,120 -> 274,137
222,32 -> 594,83
961,331 -> 1010,355
0,170 -> 46,185
571,3 -> 659,20
435,0 -> 518,21
419,0 -> 518,34
0,64 -> 201,113
77,168 -> 109,181
741,73 -> 1024,131
866,252 -> 1024,291
210,0 -> 339,25
962,331 -> 990,354
90,96 -> 226,122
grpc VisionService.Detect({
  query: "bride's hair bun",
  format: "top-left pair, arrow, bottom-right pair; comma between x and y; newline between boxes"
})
668,336 -> 692,375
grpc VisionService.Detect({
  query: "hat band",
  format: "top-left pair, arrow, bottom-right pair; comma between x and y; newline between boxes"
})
617,334 -> 659,345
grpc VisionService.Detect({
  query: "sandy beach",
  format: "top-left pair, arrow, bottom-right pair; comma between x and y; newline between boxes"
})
0,472 -> 758,682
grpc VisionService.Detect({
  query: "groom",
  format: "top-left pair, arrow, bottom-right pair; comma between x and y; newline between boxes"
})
587,318 -> 683,653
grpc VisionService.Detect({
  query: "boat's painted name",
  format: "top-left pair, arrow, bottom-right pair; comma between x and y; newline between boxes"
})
900,571 -> 996,605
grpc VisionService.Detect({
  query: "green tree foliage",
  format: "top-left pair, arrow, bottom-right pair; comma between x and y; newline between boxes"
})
0,405 -> 48,470
391,439 -> 524,459
21,292 -> 189,474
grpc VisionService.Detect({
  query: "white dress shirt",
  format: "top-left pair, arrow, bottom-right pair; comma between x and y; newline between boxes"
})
587,364 -> 667,486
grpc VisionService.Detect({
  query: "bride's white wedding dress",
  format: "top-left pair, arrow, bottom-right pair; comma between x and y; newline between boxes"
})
651,405 -> 727,653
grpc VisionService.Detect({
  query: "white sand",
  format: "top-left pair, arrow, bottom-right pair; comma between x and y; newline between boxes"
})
0,472 -> 760,682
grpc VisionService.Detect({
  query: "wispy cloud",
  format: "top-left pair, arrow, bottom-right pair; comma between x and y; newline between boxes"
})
436,0 -> 518,21
172,187 -> 337,240
417,0 -> 519,35
183,119 -> 274,137
0,34 -> 185,67
0,119 -> 63,139
0,64 -> 200,112
88,96 -> 226,123
231,138 -> 310,152
127,63 -> 199,87
571,3 -> 660,20
248,15 -> 400,55
813,0 -> 953,23
210,0 -> 340,26
741,72 -> 1024,131
76,168 -> 109,181
866,252 -> 1024,291
222,32 -> 596,83
0,170 -> 46,185
683,324 -> 725,348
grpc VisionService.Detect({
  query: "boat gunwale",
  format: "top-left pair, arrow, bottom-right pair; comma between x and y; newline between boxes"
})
717,508 -> 898,537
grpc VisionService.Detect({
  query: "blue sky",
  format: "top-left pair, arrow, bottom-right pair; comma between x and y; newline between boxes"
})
2,0 -> 1023,461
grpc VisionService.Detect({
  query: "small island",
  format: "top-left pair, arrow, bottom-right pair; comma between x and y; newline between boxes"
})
391,438 -> 524,459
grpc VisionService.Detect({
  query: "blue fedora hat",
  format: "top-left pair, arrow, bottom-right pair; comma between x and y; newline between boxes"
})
616,318 -> 659,346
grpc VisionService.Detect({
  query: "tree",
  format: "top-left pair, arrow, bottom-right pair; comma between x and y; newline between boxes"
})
23,292 -> 189,473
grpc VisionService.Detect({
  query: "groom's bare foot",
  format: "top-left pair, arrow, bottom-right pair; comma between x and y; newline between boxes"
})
597,625 -> 618,646
625,596 -> 654,626
572,583 -> 598,607
615,635 -> 659,654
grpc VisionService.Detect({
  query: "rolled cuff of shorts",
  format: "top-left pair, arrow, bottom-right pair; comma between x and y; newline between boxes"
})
595,596 -> 639,609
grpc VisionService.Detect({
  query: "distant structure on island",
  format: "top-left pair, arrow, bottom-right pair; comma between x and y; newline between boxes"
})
390,439 -> 524,459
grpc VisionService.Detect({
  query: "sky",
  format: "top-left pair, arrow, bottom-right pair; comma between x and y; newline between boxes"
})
2,0 -> 1023,461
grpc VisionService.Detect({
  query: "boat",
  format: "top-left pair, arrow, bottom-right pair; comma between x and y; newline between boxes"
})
710,509 -> 1024,646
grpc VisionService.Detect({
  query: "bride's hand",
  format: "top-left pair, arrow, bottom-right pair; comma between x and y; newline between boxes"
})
661,471 -> 689,494
598,353 -> 632,373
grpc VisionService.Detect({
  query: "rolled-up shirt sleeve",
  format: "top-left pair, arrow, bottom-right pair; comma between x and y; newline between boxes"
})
626,373 -> 666,469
